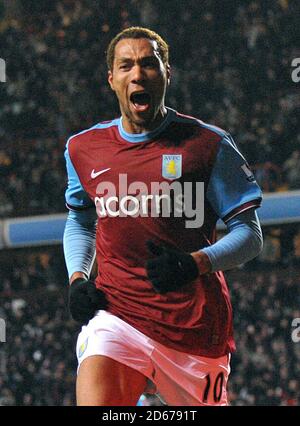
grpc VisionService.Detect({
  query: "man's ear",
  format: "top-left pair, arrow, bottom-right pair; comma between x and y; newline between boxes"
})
108,70 -> 115,91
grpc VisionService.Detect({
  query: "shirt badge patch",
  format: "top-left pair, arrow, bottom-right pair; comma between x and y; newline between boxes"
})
78,337 -> 89,358
162,154 -> 182,180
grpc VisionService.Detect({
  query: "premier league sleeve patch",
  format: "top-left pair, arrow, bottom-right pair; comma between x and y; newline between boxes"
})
162,154 -> 182,179
241,163 -> 255,182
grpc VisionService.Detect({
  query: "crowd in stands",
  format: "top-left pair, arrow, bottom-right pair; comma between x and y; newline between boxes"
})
0,0 -> 299,218
229,267 -> 300,405
0,247 -> 78,405
0,224 -> 300,406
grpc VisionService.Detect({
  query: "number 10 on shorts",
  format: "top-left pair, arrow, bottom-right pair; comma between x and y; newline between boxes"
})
202,372 -> 225,404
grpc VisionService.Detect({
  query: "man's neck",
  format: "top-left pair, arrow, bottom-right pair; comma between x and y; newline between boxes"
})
122,106 -> 168,134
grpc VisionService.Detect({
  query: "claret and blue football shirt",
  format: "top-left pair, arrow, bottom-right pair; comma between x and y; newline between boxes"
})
64,107 -> 262,357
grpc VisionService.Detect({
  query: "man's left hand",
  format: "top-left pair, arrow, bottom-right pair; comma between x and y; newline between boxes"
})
145,240 -> 200,294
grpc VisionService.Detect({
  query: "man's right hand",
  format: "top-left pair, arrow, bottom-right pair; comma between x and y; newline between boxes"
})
68,278 -> 107,324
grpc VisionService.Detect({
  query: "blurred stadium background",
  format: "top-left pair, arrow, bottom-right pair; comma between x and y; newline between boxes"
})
0,0 -> 299,406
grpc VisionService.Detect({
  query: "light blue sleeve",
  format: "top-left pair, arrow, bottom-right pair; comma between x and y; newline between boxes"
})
207,134 -> 262,222
64,138 -> 94,210
63,137 -> 96,279
201,209 -> 263,272
63,209 -> 97,279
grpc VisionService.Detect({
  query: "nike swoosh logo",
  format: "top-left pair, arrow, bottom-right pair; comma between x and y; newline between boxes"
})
91,168 -> 111,179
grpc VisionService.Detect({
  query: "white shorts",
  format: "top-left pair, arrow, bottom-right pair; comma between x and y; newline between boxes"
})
76,310 -> 231,406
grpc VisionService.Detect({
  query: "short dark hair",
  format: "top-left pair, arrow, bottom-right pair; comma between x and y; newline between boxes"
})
106,26 -> 169,71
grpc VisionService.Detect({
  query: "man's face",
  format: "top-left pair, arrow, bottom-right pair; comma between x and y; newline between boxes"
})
108,38 -> 170,132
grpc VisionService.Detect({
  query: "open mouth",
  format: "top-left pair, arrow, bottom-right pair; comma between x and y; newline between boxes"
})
130,91 -> 151,112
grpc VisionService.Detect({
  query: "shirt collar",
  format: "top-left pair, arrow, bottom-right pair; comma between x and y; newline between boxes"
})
117,107 -> 175,143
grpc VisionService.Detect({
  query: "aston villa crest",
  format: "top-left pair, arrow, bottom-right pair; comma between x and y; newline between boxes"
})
162,154 -> 182,179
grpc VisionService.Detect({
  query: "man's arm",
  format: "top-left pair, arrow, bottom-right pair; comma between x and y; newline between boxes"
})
63,137 -> 106,323
64,135 -> 97,283
63,208 -> 107,323
146,209 -> 263,294
63,208 -> 97,283
192,209 -> 263,274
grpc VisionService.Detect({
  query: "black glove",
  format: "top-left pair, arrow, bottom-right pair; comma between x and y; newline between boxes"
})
68,278 -> 107,324
145,240 -> 199,294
